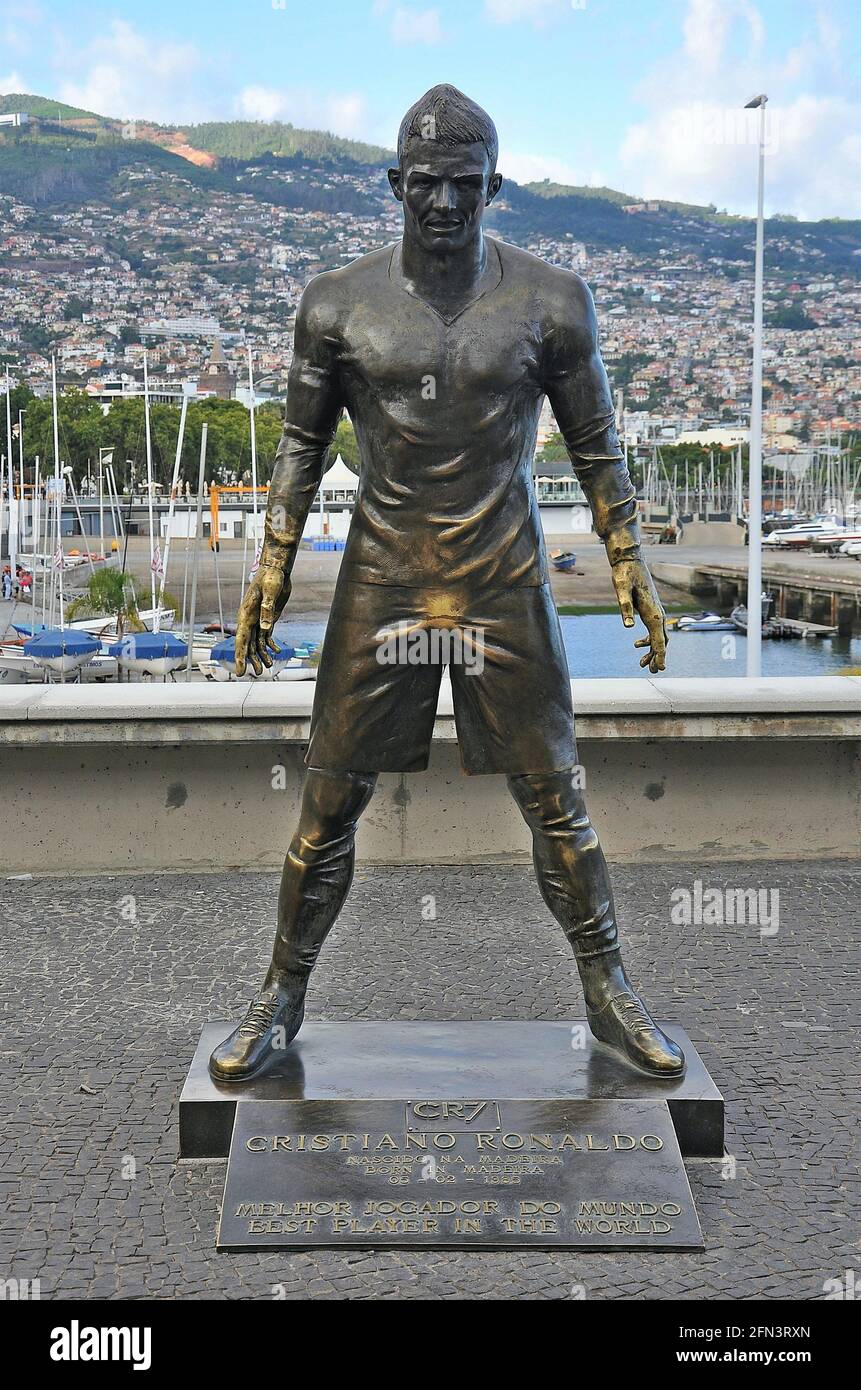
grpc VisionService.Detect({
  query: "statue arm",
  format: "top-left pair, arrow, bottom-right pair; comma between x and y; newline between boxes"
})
541,275 -> 667,673
541,277 -> 640,566
235,279 -> 343,676
260,280 -> 345,573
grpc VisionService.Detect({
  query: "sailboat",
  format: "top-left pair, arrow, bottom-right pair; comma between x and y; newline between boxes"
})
141,352 -> 187,643
21,357 -> 99,681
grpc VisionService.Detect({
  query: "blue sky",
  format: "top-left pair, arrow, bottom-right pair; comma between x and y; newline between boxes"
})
2,0 -> 859,218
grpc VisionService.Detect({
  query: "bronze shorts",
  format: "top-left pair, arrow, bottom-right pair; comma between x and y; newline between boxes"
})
306,580 -> 576,775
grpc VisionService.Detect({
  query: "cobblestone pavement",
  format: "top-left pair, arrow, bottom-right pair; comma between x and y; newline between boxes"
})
1,860 -> 858,1301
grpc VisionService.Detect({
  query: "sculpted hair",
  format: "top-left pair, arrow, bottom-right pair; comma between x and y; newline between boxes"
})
397,84 -> 498,168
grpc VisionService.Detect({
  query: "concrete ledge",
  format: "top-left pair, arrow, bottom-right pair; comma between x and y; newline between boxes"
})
1,678 -> 859,870
1,676 -> 860,745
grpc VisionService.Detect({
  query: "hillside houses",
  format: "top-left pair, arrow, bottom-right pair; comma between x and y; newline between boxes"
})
0,160 -> 857,442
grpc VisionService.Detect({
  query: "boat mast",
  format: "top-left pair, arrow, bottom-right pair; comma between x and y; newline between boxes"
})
157,387 -> 189,625
51,356 -> 64,627
98,454 -> 105,566
185,423 -> 208,680
17,407 -> 25,558
143,351 -> 158,625
5,368 -> 16,582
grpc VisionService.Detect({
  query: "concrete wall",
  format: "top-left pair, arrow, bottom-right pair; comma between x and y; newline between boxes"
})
1,678 -> 859,873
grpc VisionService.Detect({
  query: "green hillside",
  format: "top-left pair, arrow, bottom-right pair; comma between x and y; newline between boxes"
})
1,94 -> 859,277
525,180 -> 635,206
0,129 -> 215,206
0,93 -> 103,122
525,179 -> 715,216
177,120 -> 392,166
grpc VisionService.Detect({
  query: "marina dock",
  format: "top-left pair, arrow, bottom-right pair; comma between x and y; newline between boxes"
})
651,557 -> 861,636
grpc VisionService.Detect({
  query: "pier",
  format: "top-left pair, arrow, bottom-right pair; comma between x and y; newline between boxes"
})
651,557 -> 861,636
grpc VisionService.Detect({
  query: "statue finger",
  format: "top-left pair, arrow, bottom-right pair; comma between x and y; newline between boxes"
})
255,632 -> 273,669
235,622 -> 251,676
245,627 -> 263,677
259,598 -> 275,634
618,595 -> 635,627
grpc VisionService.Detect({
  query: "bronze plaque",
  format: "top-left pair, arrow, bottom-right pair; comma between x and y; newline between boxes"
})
217,1097 -> 703,1249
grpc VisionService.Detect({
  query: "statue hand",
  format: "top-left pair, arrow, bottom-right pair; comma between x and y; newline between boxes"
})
235,564 -> 291,677
611,556 -> 668,673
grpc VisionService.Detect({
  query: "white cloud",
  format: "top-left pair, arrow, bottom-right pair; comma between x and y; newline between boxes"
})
484,0 -> 568,25
0,71 -> 25,94
618,0 -> 860,219
390,7 -> 443,44
621,95 -> 861,221
236,86 -> 285,124
57,20 -> 202,122
235,86 -> 368,139
500,149 -> 607,190
682,0 -> 763,77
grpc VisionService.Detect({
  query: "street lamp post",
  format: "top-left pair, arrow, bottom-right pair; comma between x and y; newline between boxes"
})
745,93 -> 768,676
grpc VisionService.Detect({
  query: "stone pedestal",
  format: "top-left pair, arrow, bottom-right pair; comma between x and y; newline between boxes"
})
180,1020 -> 723,1160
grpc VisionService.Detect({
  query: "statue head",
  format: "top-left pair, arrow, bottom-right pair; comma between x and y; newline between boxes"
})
388,84 -> 503,252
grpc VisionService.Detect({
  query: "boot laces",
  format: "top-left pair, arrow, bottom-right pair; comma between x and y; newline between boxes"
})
612,992 -> 658,1038
238,991 -> 279,1039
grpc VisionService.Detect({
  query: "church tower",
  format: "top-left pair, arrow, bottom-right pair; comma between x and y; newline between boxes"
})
197,337 -> 236,399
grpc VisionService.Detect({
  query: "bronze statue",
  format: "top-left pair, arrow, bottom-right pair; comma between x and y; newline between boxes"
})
209,85 -> 683,1083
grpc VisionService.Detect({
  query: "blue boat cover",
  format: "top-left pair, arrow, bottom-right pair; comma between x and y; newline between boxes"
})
107,632 -> 188,660
23,628 -> 100,658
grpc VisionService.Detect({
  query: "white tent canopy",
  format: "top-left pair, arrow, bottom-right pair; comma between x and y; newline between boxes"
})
322,453 -> 358,491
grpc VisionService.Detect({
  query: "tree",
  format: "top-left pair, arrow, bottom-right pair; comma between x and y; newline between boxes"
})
1,386 -> 285,491
766,306 -> 816,331
536,431 -> 569,464
63,296 -> 92,321
65,569 -> 180,628
327,417 -> 360,474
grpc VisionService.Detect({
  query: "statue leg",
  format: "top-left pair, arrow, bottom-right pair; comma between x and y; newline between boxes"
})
209,766 -> 377,1081
507,769 -> 684,1077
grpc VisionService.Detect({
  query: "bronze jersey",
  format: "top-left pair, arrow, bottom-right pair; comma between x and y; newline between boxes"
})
266,236 -> 637,592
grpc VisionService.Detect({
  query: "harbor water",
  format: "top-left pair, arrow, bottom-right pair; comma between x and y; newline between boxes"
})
275,613 -> 861,680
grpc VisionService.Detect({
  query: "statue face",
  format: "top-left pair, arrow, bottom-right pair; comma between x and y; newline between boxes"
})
388,141 -> 502,252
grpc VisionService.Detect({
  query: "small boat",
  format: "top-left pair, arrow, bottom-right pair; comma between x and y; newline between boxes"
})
290,640 -> 320,661
15,608 -> 176,640
550,550 -> 578,573
202,634 -> 317,682
107,631 -> 189,678
809,528 -> 861,554
730,593 -> 797,639
137,607 -> 177,632
0,648 -> 39,683
22,627 -> 101,677
13,615 -> 119,639
673,611 -> 738,633
764,516 -> 842,548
